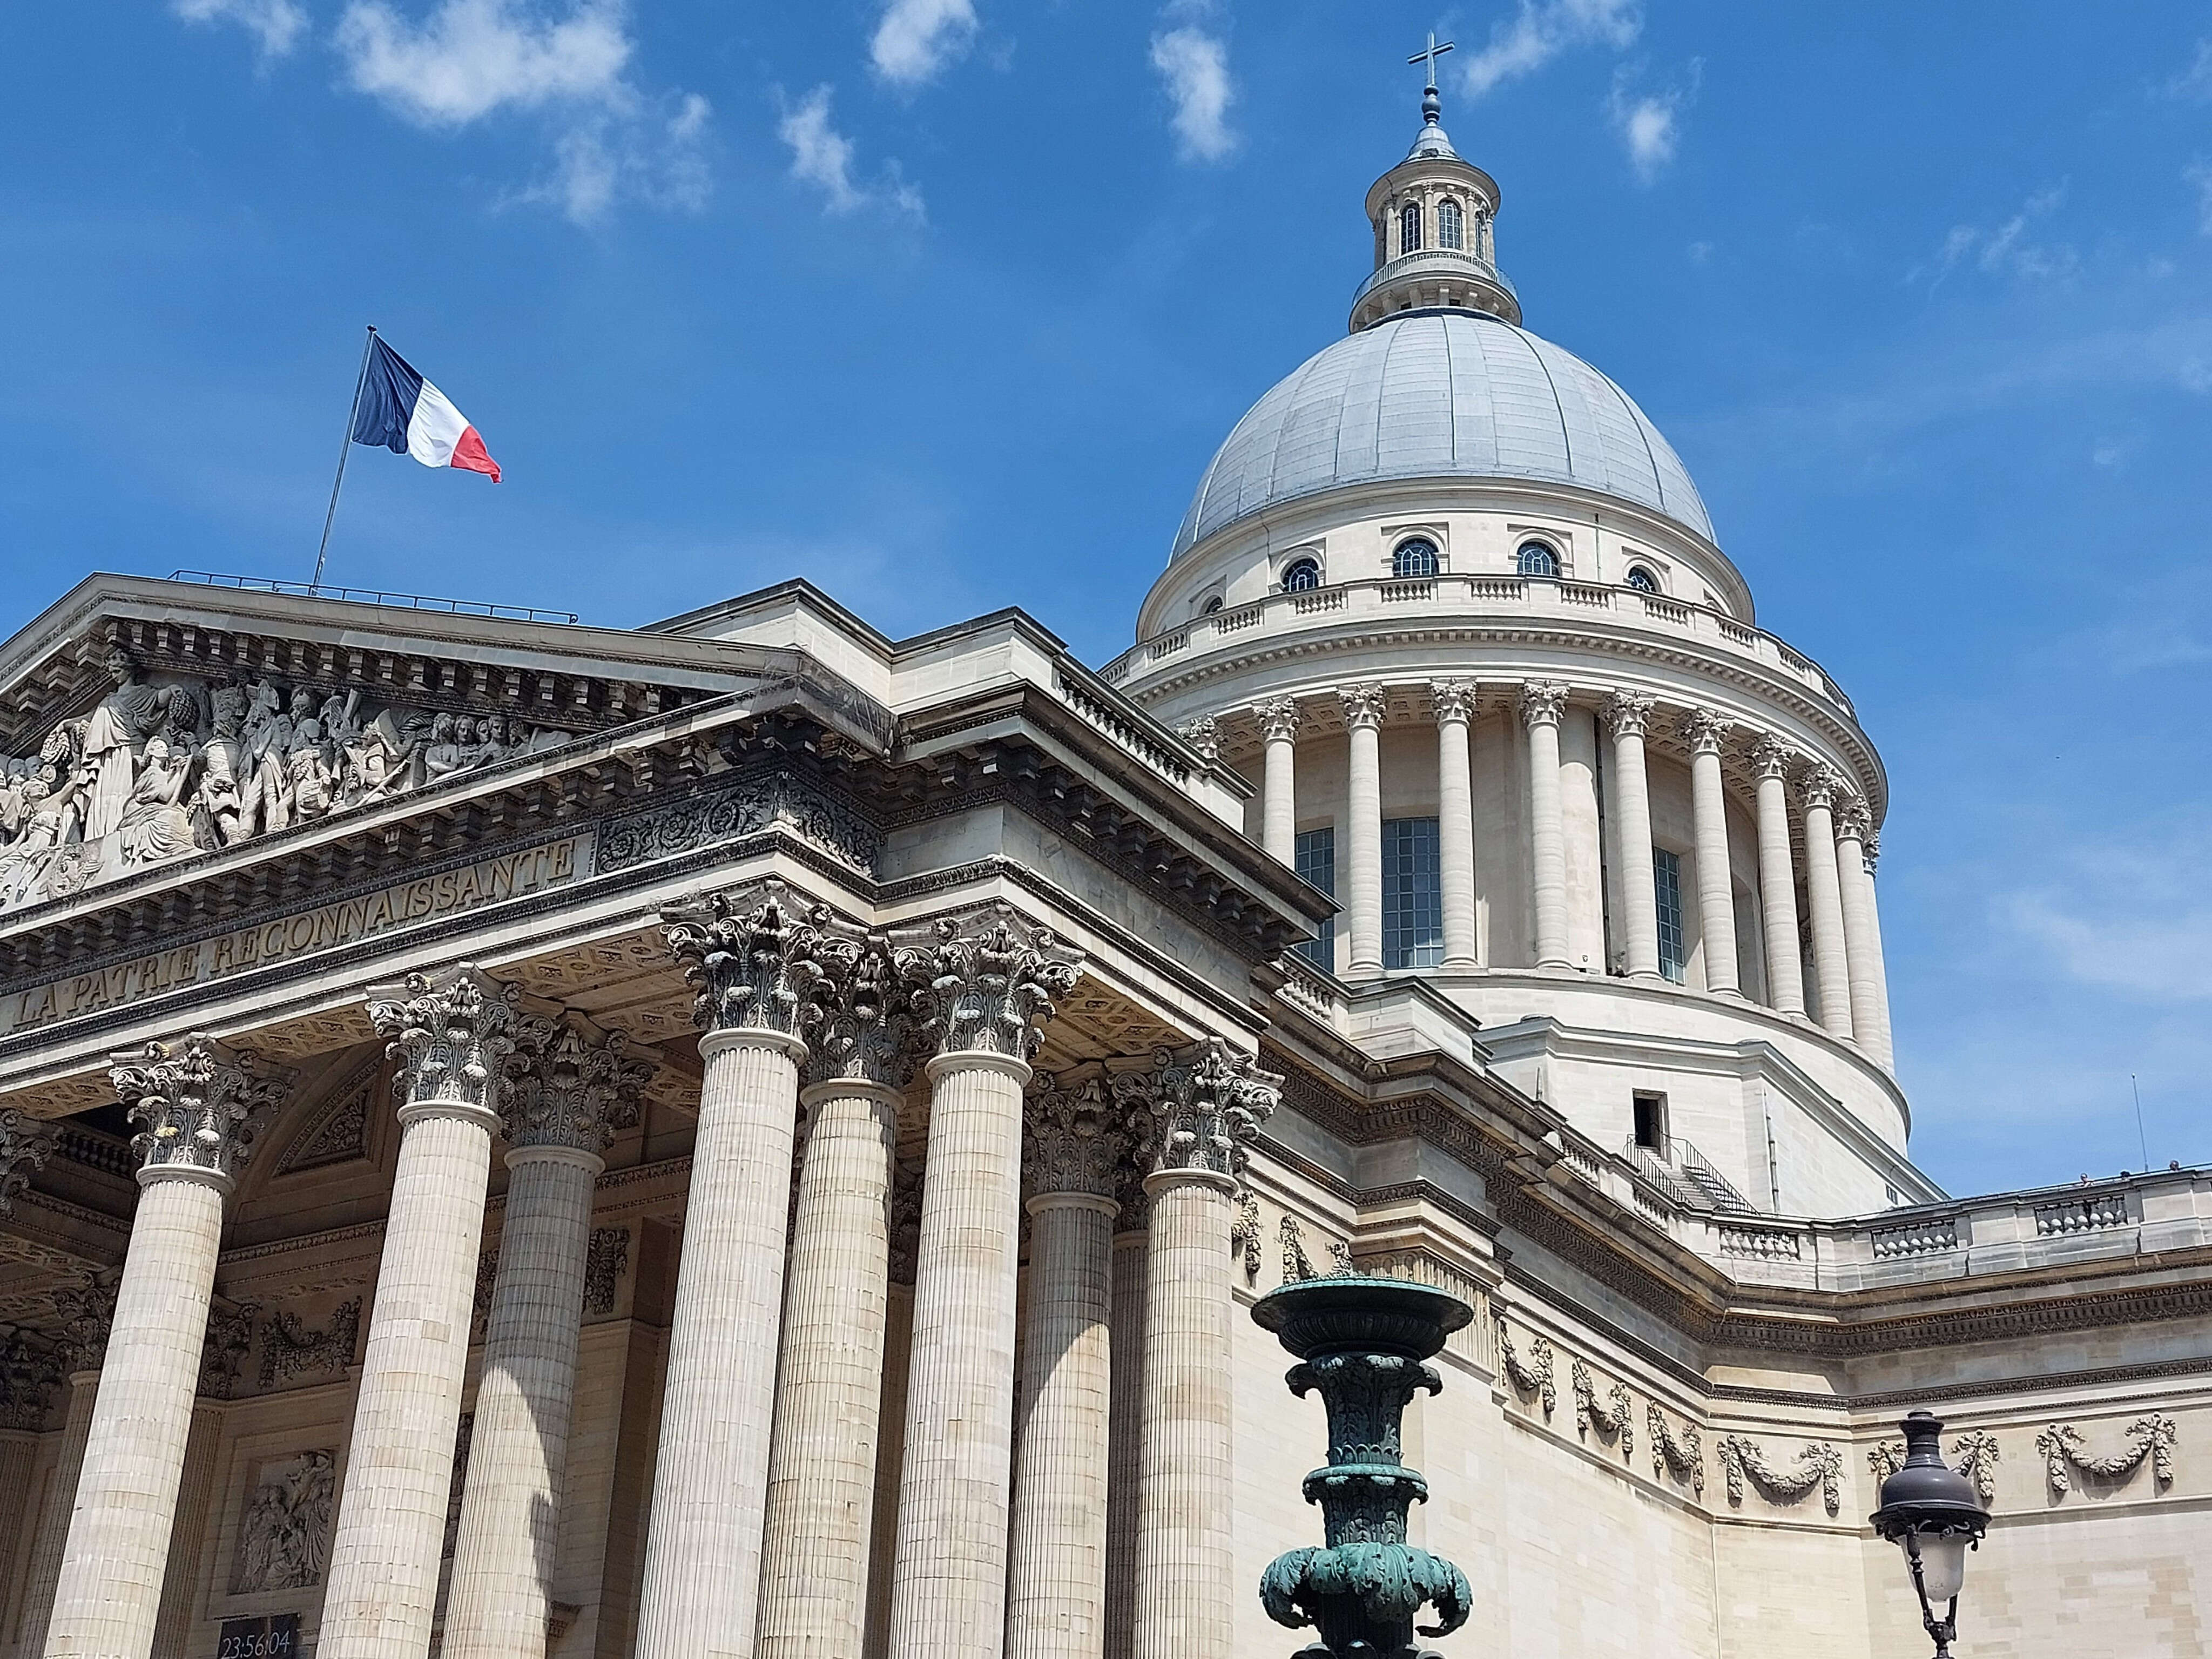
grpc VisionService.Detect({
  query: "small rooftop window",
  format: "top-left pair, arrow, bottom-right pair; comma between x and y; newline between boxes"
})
1438,199 -> 1464,251
1516,541 -> 1560,578
1281,557 -> 1323,593
1392,538 -> 1439,579
1399,202 -> 1423,255
1625,565 -> 1660,593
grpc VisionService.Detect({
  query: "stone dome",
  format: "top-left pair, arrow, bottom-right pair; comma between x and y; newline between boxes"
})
1169,309 -> 1715,560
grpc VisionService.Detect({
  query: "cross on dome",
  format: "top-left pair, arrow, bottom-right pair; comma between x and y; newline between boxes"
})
1408,30 -> 1455,123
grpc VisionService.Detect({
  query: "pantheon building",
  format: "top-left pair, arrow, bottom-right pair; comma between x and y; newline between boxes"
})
1,77 -> 2206,1659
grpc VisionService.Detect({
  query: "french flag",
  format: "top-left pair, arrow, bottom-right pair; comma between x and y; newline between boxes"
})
351,335 -> 502,482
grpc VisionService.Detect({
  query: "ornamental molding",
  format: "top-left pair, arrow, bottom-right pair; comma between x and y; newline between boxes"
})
1277,1212 -> 1354,1284
1230,1189 -> 1263,1279
1869,1429 -> 1998,1503
1022,1070 -> 1143,1200
369,965 -> 521,1122
505,1017 -> 652,1155
2036,1414 -> 2177,1498
898,903 -> 1084,1063
1335,683 -> 1390,731
1252,696 -> 1302,744
887,1155 -> 925,1286
0,1327 -> 65,1428
583,1226 -> 631,1316
1833,793 -> 1873,842
274,1054 -> 380,1174
110,1032 -> 293,1184
1495,1313 -> 1555,1416
1647,1403 -> 1707,1495
1716,1435 -> 1843,1516
1174,716 -> 1222,763
599,768 -> 878,879
52,1267 -> 120,1371
199,1298 -> 259,1399
1430,678 -> 1479,725
1570,1357 -> 1634,1460
808,923 -> 926,1090
1144,1037 -> 1280,1179
1797,762 -> 1846,811
662,880 -> 831,1040
1517,680 -> 1569,729
1599,689 -> 1655,739
1679,707 -> 1733,756
259,1297 -> 361,1390
1750,735 -> 1796,781
0,1104 -> 55,1212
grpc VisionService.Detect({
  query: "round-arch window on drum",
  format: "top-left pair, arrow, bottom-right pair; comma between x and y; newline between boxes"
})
1399,201 -> 1423,254
1392,538 -> 1440,578
1281,557 -> 1323,593
1625,565 -> 1660,593
1516,541 -> 1560,578
1438,199 -> 1464,251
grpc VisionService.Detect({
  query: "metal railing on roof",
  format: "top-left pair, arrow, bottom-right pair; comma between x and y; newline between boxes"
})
165,570 -> 580,626
1351,248 -> 1519,308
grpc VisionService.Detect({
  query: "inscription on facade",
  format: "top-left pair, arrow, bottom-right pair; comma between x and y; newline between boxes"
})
1,836 -> 587,1036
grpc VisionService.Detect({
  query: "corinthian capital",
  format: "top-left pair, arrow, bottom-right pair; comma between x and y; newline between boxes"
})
1751,736 -> 1796,781
369,965 -> 522,1127
1176,716 -> 1222,763
1600,690 -> 1655,739
1518,682 -> 1570,730
662,880 -> 831,1041
1431,679 -> 1479,725
898,904 -> 1085,1063
1832,794 -> 1873,844
1253,696 -> 1302,744
505,1018 -> 653,1155
1680,708 -> 1734,756
1336,683 -> 1389,731
1023,1071 -> 1142,1199
1146,1038 -> 1282,1181
52,1268 -> 120,1372
0,1106 -> 55,1214
109,1033 -> 291,1186
810,925 -> 926,1090
1797,764 -> 1845,810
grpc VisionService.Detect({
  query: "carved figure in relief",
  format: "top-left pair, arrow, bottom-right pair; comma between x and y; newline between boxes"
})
79,648 -> 186,841
232,1449 -> 336,1593
197,683 -> 259,847
113,737 -> 200,869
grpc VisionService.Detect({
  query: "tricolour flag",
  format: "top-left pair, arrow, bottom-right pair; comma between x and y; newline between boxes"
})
351,336 -> 502,482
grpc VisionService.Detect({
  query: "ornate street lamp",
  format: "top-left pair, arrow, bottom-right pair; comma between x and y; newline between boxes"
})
1870,1410 -> 1991,1659
1252,1272 -> 1473,1659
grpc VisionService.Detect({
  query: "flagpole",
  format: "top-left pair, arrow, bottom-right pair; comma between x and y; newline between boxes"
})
312,325 -> 377,592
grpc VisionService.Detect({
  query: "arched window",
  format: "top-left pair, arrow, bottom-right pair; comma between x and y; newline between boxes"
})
1438,199 -> 1464,251
1399,202 -> 1423,255
1516,541 -> 1560,578
1392,538 -> 1439,578
1201,594 -> 1225,614
1624,565 -> 1660,593
1281,557 -> 1323,593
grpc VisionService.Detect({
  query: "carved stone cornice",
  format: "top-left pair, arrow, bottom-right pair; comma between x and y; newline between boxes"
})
1599,690 -> 1655,740
1517,681 -> 1569,730
1253,697 -> 1301,745
367,965 -> 521,1128
808,925 -> 925,1090
0,1104 -> 55,1212
1175,717 -> 1222,763
109,1033 -> 292,1186
504,1018 -> 652,1155
1145,1037 -> 1280,1180
661,880 -> 830,1042
1679,707 -> 1732,757
1023,1071 -> 1141,1200
898,903 -> 1083,1063
1430,679 -> 1479,726
1336,683 -> 1389,732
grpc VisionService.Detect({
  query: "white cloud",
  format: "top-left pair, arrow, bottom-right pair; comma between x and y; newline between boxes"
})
1608,62 -> 1697,183
1927,183 -> 2077,285
173,0 -> 308,58
870,0 -> 977,87
1460,0 -> 1641,98
1150,26 -> 1236,164
776,86 -> 925,219
2167,36 -> 2212,99
327,0 -> 708,223
2188,159 -> 2212,235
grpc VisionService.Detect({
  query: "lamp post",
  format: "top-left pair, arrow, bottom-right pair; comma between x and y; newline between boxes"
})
1870,1410 -> 1991,1659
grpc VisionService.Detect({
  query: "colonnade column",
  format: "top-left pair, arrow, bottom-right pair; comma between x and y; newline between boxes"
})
1832,798 -> 1894,1069
1255,697 -> 1300,865
1751,738 -> 1806,1016
1005,1075 -> 1134,1659
635,885 -> 825,1659
1520,683 -> 1574,970
1433,680 -> 1479,971
444,1019 -> 652,1659
1133,1041 -> 1282,1659
757,929 -> 920,1659
44,1037 -> 287,1659
320,966 -> 521,1659
1101,1213 -> 1148,1659
1338,685 -> 1387,978
886,908 -> 1083,1659
1683,710 -> 1742,997
1601,691 -> 1661,982
1797,766 -> 1855,1041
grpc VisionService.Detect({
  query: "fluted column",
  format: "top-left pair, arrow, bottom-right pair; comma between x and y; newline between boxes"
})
1101,1221 -> 1148,1659
1751,738 -> 1806,1016
1006,1076 -> 1136,1659
635,886 -> 828,1659
757,929 -> 921,1659
1255,697 -> 1300,865
1833,798 -> 1894,1069
1683,710 -> 1742,997
318,967 -> 520,1659
887,909 -> 1084,1659
1133,1042 -> 1282,1659
1520,683 -> 1573,970
150,1403 -> 223,1659
1433,680 -> 1479,970
18,1370 -> 100,1653
445,1019 -> 651,1659
1338,685 -> 1387,977
1601,692 -> 1660,981
46,1036 -> 287,1659
1798,766 -> 1854,1040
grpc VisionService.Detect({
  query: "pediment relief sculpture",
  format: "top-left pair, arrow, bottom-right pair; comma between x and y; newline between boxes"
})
0,645 -> 575,914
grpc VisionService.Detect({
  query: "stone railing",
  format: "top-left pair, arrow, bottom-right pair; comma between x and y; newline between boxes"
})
1101,576 -> 1856,718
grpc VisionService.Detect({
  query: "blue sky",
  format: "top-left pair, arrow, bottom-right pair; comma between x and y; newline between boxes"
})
4,1 -> 2210,1199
